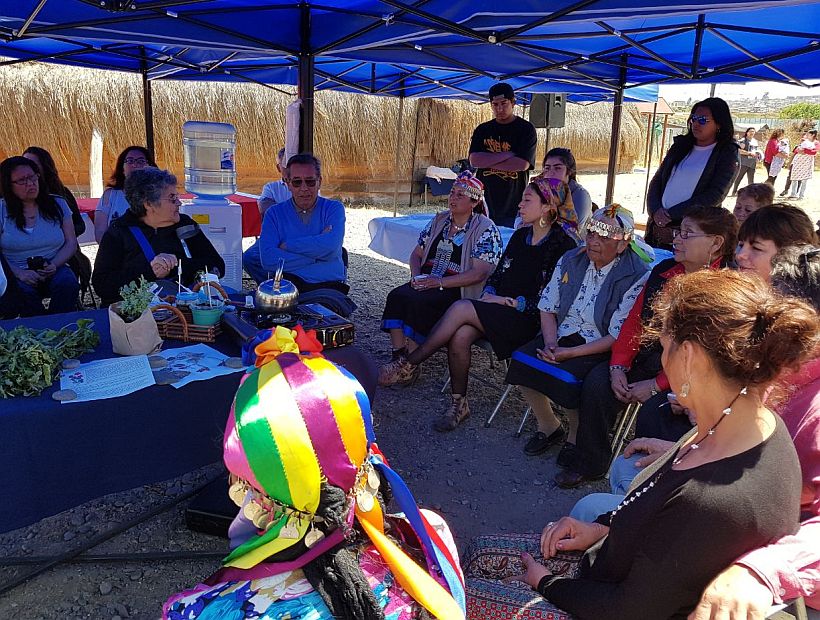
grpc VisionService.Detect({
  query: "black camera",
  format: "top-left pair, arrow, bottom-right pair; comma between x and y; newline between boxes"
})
26,256 -> 46,271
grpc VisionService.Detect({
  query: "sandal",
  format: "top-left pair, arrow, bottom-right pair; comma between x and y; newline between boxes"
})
433,395 -> 470,432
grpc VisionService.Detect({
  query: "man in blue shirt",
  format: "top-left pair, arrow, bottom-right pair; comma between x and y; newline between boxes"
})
243,153 -> 352,313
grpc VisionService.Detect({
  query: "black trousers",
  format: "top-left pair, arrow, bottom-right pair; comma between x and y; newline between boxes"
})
635,392 -> 693,442
732,164 -> 755,194
573,359 -> 656,477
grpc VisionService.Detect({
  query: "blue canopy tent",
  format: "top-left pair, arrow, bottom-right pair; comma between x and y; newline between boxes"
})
1,0 -> 818,201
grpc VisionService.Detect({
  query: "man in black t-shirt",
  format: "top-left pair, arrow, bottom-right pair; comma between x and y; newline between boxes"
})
469,83 -> 537,227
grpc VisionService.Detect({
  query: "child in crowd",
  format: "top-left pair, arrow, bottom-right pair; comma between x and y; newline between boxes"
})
733,182 -> 774,224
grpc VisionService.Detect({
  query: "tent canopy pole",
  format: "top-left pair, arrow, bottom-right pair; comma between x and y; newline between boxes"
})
392,93 -> 405,217
140,48 -> 155,161
298,2 -> 314,153
604,55 -> 628,206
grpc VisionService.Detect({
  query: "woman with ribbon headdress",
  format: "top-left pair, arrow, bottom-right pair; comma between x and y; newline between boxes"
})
379,176 -> 577,432
380,171 -> 502,384
163,326 -> 466,620
505,206 -> 651,487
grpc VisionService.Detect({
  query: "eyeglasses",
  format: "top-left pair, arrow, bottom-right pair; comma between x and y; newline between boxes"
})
688,115 -> 711,126
672,228 -> 714,239
11,174 -> 39,187
163,194 -> 180,204
124,157 -> 148,166
288,178 -> 318,188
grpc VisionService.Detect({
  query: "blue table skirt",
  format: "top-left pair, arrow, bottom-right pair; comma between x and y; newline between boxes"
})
0,309 -> 242,533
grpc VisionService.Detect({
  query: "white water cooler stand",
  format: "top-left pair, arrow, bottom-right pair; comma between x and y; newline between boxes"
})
180,198 -> 243,291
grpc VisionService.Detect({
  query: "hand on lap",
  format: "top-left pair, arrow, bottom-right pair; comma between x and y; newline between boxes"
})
503,552 -> 552,590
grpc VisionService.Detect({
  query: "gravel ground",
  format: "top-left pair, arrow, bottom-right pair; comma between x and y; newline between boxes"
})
2,171 -> 817,619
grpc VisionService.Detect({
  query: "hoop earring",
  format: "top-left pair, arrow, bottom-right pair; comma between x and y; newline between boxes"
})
680,381 -> 690,398
538,216 -> 548,228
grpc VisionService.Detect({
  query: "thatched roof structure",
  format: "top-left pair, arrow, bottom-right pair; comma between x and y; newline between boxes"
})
0,62 -> 645,203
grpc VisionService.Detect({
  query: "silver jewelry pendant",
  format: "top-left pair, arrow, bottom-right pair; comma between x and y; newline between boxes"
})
357,488 -> 375,512
367,469 -> 380,491
280,518 -> 300,539
304,527 -> 326,548
228,481 -> 247,506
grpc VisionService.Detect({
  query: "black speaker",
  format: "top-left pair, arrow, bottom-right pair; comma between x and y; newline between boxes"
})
529,93 -> 566,129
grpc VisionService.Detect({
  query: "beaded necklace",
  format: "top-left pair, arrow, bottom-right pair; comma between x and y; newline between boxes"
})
611,386 -> 748,519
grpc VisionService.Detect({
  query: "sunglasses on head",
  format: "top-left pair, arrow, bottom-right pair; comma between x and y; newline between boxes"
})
689,115 -> 711,126
288,178 -> 318,188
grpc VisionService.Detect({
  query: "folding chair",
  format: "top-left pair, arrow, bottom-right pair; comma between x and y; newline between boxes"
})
610,402 -> 641,465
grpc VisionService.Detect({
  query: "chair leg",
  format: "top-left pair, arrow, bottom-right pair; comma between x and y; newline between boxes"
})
440,371 -> 451,393
485,385 -> 513,427
516,406 -> 531,437
607,402 -> 641,477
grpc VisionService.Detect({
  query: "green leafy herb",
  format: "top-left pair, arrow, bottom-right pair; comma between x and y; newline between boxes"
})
0,319 -> 100,398
117,276 -> 154,322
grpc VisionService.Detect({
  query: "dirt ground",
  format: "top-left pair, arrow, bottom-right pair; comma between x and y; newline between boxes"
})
0,171 -> 816,619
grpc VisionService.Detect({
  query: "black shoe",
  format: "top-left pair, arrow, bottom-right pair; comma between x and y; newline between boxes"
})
523,427 -> 566,456
556,442 -> 580,468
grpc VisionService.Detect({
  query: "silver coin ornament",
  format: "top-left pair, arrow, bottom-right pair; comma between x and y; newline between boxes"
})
356,488 -> 375,513
280,519 -> 300,539
367,469 -> 380,491
304,527 -> 325,548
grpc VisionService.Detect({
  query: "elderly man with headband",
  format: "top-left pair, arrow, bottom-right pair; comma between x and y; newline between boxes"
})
164,327 -> 466,619
504,205 -> 652,487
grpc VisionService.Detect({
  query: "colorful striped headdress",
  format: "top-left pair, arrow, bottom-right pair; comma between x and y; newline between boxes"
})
220,326 -> 465,619
453,170 -> 484,200
531,174 -> 580,241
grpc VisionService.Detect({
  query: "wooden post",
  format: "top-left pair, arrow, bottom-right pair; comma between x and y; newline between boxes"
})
392,95 -> 405,217
643,114 -> 652,169
139,48 -> 155,161
659,114 -> 669,161
642,101 -> 659,213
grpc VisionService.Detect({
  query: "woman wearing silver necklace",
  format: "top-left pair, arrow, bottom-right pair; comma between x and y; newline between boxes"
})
462,269 -> 818,620
380,171 -> 502,383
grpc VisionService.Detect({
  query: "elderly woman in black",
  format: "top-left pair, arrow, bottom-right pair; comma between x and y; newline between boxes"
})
92,168 -> 223,306
646,97 -> 739,249
463,269 -> 816,620
380,171 -> 502,379
379,176 -> 577,431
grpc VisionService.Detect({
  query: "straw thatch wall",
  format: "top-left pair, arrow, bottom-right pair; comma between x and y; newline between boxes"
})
0,62 -> 644,203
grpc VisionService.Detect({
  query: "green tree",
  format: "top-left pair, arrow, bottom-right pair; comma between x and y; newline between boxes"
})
779,102 -> 820,119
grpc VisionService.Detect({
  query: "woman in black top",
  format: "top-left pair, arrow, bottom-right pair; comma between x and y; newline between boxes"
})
646,97 -> 739,249
92,168 -> 223,306
463,269 -> 817,619
379,177 -> 577,432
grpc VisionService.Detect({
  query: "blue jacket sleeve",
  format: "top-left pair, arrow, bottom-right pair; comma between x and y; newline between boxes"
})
284,201 -> 345,260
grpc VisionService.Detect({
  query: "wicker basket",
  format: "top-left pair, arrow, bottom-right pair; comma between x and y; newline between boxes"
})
151,303 -> 222,344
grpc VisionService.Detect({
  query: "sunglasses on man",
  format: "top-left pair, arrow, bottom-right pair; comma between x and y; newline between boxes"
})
287,177 -> 318,188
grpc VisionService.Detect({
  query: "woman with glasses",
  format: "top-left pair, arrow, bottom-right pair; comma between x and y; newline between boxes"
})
505,206 -> 650,485
379,176 -> 577,432
0,156 -> 79,315
94,145 -> 155,242
23,147 -> 85,238
646,97 -> 739,250
92,168 -> 223,307
379,171 -> 502,385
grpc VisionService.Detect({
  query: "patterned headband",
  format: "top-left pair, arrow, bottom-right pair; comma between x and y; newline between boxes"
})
453,170 -> 484,200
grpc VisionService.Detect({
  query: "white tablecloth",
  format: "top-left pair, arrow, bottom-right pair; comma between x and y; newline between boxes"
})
368,213 -> 516,264
367,213 -> 672,267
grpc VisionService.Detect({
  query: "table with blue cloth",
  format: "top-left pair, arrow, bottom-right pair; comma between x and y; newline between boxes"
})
0,309 -> 378,534
0,309 -> 243,533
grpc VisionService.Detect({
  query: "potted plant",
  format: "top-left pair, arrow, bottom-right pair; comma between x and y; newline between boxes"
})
109,276 -> 163,355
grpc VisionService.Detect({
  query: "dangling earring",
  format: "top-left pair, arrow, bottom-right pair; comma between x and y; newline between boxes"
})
538,216 -> 548,228
680,381 -> 690,398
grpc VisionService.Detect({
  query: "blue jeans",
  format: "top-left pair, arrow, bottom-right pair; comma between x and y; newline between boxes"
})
569,453 -> 642,522
16,264 -> 79,315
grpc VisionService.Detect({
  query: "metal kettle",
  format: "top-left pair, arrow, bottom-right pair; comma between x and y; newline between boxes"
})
254,259 -> 299,313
